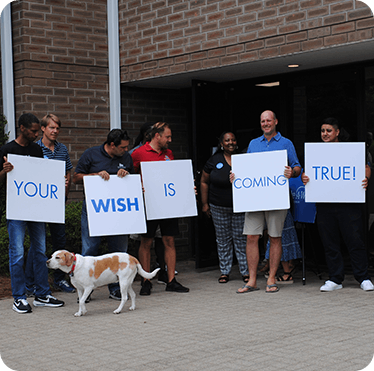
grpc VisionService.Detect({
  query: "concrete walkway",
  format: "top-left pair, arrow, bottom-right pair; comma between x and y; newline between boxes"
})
0,262 -> 373,371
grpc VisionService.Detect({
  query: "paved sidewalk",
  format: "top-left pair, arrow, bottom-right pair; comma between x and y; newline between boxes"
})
0,262 -> 373,371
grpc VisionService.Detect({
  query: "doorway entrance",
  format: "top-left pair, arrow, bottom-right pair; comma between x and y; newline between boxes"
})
191,79 -> 284,268
191,62 -> 371,269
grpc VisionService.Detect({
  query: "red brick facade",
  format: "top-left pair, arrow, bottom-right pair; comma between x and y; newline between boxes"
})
119,0 -> 374,83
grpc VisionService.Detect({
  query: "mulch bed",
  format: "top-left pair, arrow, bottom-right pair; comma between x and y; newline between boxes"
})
0,275 -> 60,299
0,275 -> 12,299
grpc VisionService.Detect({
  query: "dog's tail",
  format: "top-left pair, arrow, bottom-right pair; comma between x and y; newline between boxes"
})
136,264 -> 160,280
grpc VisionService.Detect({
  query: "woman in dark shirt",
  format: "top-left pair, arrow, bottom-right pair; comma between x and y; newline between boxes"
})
200,132 -> 249,283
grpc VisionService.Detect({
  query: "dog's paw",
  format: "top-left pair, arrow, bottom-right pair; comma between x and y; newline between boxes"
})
113,309 -> 122,314
129,306 -> 135,311
74,312 -> 83,317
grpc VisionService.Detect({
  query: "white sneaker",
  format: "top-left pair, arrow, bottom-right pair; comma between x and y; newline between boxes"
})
320,280 -> 343,292
360,280 -> 374,291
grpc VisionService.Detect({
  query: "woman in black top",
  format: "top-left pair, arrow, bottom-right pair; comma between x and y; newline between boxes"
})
200,132 -> 249,283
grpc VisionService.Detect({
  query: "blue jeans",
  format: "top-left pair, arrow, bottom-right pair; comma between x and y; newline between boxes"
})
25,222 -> 67,286
7,220 -> 51,300
81,201 -> 128,292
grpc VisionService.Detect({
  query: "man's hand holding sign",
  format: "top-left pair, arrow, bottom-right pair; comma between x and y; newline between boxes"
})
230,110 -> 301,294
231,150 -> 290,213
131,122 -> 191,294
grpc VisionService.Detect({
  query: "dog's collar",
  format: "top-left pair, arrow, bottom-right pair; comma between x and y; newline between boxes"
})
69,254 -> 77,277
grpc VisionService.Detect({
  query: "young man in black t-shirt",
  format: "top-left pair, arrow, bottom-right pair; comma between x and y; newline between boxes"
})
0,113 -> 64,313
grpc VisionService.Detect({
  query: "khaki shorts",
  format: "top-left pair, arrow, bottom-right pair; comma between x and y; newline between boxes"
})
243,209 -> 288,237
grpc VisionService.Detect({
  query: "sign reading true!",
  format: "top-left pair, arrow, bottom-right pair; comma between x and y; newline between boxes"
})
232,150 -> 290,213
304,142 -> 365,203
6,154 -> 65,223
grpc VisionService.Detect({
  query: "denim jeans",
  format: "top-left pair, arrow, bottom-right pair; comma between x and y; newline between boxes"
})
25,222 -> 67,286
81,200 -> 128,292
7,220 -> 51,300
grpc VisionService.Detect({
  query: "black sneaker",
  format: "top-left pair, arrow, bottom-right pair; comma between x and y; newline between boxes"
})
33,295 -> 64,307
13,299 -> 32,313
165,278 -> 189,293
109,290 -> 121,301
53,279 -> 76,293
140,279 -> 152,296
157,269 -> 168,285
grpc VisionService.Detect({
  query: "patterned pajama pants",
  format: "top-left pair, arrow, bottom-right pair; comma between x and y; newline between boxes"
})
210,204 -> 248,276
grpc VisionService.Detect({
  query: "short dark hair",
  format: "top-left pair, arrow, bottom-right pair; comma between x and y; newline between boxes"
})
321,117 -> 350,142
147,122 -> 169,140
40,114 -> 61,128
106,129 -> 130,146
18,113 -> 39,129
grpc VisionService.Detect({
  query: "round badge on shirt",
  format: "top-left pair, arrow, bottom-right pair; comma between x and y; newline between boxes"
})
216,162 -> 223,169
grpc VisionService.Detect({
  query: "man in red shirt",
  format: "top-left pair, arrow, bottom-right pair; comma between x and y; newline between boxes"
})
132,122 -> 189,295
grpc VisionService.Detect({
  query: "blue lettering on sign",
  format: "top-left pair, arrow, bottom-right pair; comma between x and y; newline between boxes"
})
233,175 -> 287,189
164,183 -> 176,197
312,166 -> 356,181
14,180 -> 58,199
91,198 -> 139,213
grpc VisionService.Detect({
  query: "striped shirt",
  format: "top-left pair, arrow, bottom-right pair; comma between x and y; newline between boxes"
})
36,138 -> 73,173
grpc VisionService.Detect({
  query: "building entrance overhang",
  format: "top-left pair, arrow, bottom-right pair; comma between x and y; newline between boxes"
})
123,39 -> 374,89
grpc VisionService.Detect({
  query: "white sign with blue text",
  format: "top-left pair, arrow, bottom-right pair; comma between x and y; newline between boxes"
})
232,150 -> 290,212
6,154 -> 65,223
304,142 -> 365,203
141,160 -> 197,220
83,174 -> 146,237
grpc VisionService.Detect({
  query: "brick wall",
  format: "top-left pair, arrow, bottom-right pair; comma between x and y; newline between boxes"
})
119,0 -> 374,83
11,0 -> 109,200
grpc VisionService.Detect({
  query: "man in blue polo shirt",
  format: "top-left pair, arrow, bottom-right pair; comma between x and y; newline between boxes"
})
235,110 -> 301,294
73,129 -> 134,301
25,114 -> 75,294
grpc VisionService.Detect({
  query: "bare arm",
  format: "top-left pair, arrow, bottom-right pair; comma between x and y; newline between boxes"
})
200,170 -> 210,217
73,170 -> 110,184
301,172 -> 309,185
0,156 -> 13,185
65,170 -> 72,199
284,165 -> 301,179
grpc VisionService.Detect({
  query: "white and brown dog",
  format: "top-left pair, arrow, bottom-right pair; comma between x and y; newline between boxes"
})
47,250 -> 159,316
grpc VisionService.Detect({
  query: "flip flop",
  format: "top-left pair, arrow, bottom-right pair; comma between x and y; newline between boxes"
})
265,284 -> 279,293
236,285 -> 260,294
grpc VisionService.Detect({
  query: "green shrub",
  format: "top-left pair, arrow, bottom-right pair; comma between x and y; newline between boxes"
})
0,201 -> 84,275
